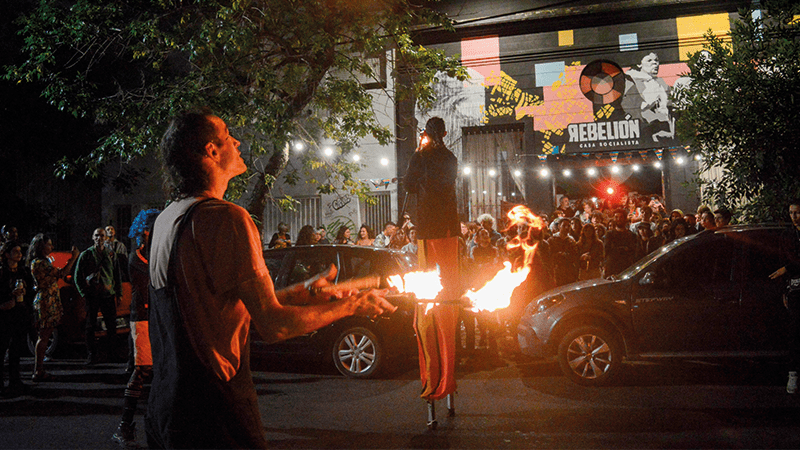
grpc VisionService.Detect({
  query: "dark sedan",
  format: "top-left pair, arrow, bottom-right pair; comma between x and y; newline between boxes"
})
253,244 -> 418,378
518,225 -> 790,386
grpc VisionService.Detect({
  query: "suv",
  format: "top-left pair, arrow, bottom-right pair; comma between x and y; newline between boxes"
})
518,225 -> 790,386
254,244 -> 418,378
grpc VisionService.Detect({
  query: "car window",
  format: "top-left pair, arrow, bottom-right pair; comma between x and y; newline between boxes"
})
658,236 -> 734,286
263,252 -> 285,283
738,230 -> 783,280
286,250 -> 339,286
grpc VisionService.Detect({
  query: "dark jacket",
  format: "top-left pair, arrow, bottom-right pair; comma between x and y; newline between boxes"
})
404,143 -> 460,240
74,246 -> 122,298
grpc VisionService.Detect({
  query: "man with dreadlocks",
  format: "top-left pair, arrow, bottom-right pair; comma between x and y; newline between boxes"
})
113,209 -> 160,447
404,117 -> 461,409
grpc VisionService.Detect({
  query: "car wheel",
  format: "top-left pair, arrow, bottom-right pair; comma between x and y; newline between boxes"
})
27,328 -> 59,358
557,325 -> 621,386
332,327 -> 383,379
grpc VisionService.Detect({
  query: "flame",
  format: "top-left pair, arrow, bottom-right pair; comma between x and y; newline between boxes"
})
388,205 -> 545,314
466,205 -> 544,312
388,267 -> 443,300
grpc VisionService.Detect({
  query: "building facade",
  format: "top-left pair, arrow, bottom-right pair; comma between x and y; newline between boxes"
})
397,0 -> 747,225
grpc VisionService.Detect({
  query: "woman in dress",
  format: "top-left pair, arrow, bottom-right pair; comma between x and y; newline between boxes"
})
355,224 -> 374,246
0,241 -> 35,395
333,226 -> 354,245
27,234 -> 78,381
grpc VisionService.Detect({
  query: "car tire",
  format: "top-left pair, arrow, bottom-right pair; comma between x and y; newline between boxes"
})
27,328 -> 59,358
332,326 -> 383,379
557,325 -> 622,386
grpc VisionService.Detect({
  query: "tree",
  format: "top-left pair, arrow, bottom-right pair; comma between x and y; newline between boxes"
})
5,0 -> 466,228
674,0 -> 800,222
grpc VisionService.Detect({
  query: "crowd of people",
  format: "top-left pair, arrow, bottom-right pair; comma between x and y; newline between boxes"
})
0,223 -> 145,399
266,214 -> 420,254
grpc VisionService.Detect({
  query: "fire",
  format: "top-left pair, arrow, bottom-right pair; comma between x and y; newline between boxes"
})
388,267 -> 443,300
387,205 -> 545,314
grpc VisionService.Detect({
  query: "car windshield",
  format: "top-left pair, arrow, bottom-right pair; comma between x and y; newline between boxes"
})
615,234 -> 694,280
394,251 -> 418,272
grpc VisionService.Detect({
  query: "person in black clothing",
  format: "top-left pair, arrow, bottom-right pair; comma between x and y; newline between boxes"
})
604,209 -> 638,277
770,199 -> 800,394
0,241 -> 34,397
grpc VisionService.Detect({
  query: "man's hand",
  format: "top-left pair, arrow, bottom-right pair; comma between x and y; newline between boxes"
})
346,288 -> 397,318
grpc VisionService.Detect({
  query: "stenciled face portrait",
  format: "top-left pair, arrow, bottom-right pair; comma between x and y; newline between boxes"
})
640,52 -> 660,77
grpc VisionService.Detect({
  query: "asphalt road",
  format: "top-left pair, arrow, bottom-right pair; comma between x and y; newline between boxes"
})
3,346 -> 800,449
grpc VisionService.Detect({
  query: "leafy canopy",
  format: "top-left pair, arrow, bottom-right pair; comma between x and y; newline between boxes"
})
675,0 -> 800,222
6,0 -> 466,211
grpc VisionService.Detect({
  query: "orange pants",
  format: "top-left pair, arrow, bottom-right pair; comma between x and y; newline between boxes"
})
414,236 -> 459,400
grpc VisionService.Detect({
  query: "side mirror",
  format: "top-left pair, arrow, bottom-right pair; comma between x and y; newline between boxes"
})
640,272 -> 655,286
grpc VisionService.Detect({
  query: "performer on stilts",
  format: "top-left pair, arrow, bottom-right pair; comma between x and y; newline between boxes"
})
404,117 -> 461,421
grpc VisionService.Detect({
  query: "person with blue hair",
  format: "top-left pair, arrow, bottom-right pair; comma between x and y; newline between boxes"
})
113,208 -> 160,446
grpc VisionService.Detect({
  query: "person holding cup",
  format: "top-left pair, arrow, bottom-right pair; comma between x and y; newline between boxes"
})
0,241 -> 35,395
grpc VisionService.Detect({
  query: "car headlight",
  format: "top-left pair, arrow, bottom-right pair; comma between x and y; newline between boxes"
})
536,294 -> 564,313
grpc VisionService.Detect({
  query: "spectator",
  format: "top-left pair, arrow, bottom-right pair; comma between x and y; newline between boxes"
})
268,223 -> 292,249
317,226 -> 330,244
27,234 -> 79,380
569,217 -> 583,242
590,210 -> 606,226
548,218 -> 580,286
372,221 -> 397,248
714,207 -> 733,228
75,228 -> 124,364
577,200 -> 595,224
684,213 -> 698,235
469,229 -> 500,291
669,209 -> 684,222
355,224 -> 375,246
466,221 -> 481,252
402,227 -> 418,254
549,209 -> 566,234
670,217 -> 690,242
634,222 -> 654,260
700,210 -> 717,232
477,213 -> 503,244
106,225 -> 129,282
577,223 -> 604,280
630,205 -> 656,233
295,225 -> 319,246
557,195 -> 575,218
333,226 -> 354,245
768,199 -> 800,394
603,209 -> 638,278
594,222 -> 607,241
0,241 -> 35,396
657,218 -> 673,242
112,209 -> 160,446
696,205 -> 712,231
105,225 -> 128,256
388,228 -> 408,250
400,213 -> 414,235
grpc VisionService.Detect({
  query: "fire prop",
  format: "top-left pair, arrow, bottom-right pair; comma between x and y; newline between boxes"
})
388,205 -> 545,314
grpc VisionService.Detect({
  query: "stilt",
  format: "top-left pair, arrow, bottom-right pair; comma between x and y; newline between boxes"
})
446,393 -> 455,417
426,400 -> 437,430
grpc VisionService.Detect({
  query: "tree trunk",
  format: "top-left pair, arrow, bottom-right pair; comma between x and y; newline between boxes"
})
245,145 -> 290,241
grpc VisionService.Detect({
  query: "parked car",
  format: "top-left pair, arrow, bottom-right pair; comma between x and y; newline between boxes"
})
254,244 -> 419,378
27,251 -> 132,358
518,225 -> 790,386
